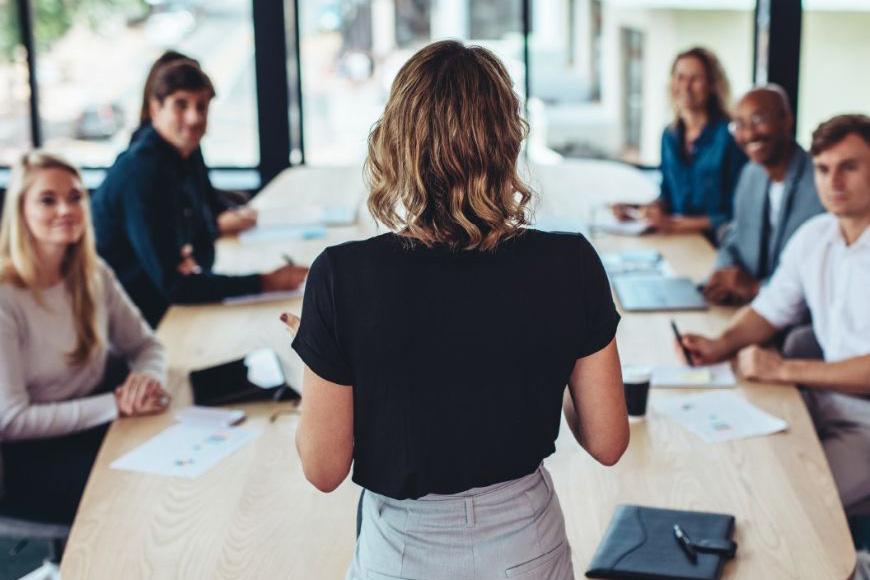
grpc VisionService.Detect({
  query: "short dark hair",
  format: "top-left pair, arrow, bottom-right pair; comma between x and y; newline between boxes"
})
810,114 -> 870,156
140,51 -> 200,124
149,59 -> 215,106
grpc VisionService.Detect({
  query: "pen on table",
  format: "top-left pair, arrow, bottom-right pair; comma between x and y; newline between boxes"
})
670,319 -> 695,367
673,524 -> 698,563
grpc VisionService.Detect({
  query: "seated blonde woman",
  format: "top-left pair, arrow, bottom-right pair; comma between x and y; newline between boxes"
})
287,41 -> 629,579
0,151 -> 170,525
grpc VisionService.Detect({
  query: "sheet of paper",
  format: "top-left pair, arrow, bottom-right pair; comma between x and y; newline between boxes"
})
222,288 -> 304,305
602,250 -> 663,277
176,406 -> 246,428
591,213 -> 650,236
110,424 -> 260,478
651,362 -> 737,388
655,391 -> 788,443
257,204 -> 325,227
238,224 -> 327,245
532,216 -> 589,236
256,204 -> 358,228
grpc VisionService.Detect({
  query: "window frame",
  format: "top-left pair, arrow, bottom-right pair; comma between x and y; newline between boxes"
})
1,0 -> 802,192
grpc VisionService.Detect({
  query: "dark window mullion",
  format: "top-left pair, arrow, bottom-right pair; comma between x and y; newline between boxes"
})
17,0 -> 40,147
289,0 -> 305,165
754,0 -> 802,130
252,0 -> 291,185
522,0 -> 531,119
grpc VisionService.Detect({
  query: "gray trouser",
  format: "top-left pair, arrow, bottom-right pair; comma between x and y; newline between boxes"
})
783,325 -> 870,514
347,464 -> 574,580
802,389 -> 870,513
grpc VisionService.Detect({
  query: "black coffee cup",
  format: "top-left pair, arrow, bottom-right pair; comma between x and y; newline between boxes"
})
622,366 -> 651,417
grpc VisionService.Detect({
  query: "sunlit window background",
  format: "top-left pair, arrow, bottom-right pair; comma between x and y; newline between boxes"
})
293,0 -> 754,167
797,3 -> 870,146
0,0 -> 30,166
22,0 -> 258,168
0,1 -> 868,174
294,0 -> 523,165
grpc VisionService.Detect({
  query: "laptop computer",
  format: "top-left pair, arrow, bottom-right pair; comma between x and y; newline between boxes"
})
613,275 -> 708,312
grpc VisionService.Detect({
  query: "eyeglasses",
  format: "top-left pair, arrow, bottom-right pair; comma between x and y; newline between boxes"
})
728,113 -> 778,134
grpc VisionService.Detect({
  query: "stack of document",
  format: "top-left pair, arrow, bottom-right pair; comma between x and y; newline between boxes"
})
601,250 -> 671,278
651,362 -> 737,388
238,203 -> 357,245
591,211 -> 650,236
222,287 -> 304,305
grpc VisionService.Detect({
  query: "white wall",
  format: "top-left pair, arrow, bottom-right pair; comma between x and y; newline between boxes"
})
797,11 -> 870,148
541,6 -> 753,165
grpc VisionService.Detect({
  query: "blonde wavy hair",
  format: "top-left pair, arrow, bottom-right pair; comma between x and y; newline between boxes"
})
366,40 -> 533,251
0,151 -> 101,366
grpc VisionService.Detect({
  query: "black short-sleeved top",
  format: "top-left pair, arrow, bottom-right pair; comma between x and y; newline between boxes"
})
291,229 -> 619,500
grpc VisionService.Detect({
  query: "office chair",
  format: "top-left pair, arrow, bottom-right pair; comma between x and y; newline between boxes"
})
0,456 -> 68,580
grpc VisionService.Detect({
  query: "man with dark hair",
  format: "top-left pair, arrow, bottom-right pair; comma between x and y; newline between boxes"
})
134,51 -> 258,237
92,60 -> 308,328
703,86 -> 824,305
680,113 -> 870,516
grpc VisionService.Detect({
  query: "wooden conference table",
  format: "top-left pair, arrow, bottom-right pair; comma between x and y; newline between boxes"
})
61,161 -> 856,579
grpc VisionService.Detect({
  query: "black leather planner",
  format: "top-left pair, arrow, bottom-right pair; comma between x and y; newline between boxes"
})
586,505 -> 737,580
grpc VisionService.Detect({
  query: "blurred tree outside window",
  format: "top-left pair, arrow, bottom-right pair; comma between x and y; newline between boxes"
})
0,0 -> 30,164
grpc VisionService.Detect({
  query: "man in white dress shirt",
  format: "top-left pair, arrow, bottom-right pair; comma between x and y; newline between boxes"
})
680,113 -> 870,515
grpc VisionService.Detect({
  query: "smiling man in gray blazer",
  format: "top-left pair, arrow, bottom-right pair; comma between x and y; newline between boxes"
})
704,86 -> 825,305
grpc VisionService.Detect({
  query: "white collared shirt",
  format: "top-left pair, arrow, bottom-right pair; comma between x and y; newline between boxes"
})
752,213 -> 870,362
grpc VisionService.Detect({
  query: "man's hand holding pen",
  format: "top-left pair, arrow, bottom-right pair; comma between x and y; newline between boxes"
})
262,255 -> 309,292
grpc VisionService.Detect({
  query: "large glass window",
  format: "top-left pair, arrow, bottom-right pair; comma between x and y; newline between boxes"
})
797,2 -> 870,147
528,0 -> 754,166
0,0 -> 30,165
296,0 -> 522,165
32,0 -> 258,168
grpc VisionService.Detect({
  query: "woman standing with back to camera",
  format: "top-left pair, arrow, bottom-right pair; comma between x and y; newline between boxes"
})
288,41 -> 629,579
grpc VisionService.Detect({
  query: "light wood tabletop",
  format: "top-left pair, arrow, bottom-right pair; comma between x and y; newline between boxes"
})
61,161 -> 856,579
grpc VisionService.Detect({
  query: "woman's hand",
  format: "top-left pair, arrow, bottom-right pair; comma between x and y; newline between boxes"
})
217,206 -> 258,235
280,312 -> 301,336
611,203 -> 641,222
640,203 -> 672,231
176,244 -> 202,275
115,373 -> 171,417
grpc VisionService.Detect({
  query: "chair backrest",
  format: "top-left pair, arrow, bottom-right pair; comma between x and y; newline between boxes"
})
0,515 -> 69,540
0,451 -> 69,541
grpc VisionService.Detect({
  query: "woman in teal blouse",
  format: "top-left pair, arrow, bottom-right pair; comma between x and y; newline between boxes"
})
614,47 -> 747,240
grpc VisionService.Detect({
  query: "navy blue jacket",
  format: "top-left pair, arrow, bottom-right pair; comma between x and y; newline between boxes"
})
659,117 -> 748,234
92,126 -> 261,327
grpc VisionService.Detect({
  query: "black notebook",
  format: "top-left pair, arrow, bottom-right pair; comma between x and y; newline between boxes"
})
586,505 -> 736,580
189,348 -> 301,407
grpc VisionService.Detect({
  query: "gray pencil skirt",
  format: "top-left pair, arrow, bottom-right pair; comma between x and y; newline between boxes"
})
346,464 -> 574,580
